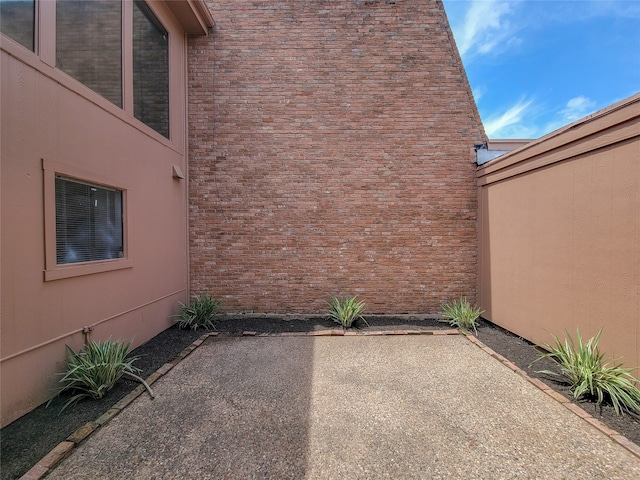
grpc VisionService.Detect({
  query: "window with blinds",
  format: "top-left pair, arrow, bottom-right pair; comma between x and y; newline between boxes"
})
55,176 -> 124,264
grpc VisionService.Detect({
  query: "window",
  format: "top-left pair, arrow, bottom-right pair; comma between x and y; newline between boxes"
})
55,176 -> 124,265
133,0 -> 169,138
43,160 -> 132,281
56,0 -> 123,107
0,0 -> 35,51
3,1 -> 174,139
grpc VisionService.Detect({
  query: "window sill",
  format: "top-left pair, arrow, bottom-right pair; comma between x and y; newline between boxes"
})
44,259 -> 133,281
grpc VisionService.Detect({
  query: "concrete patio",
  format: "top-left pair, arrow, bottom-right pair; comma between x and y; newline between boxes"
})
43,334 -> 640,479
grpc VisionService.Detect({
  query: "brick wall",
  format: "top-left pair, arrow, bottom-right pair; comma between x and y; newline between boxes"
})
188,0 -> 485,313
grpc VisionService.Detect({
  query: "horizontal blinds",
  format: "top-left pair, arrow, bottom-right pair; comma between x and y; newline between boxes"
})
55,176 -> 123,264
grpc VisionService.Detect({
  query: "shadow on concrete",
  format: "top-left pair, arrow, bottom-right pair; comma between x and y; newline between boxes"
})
48,336 -> 316,479
35,334 -> 640,479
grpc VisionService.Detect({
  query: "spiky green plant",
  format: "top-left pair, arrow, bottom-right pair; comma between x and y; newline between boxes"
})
440,297 -> 484,334
532,328 -> 640,415
175,294 -> 220,330
327,296 -> 368,329
50,339 -> 151,411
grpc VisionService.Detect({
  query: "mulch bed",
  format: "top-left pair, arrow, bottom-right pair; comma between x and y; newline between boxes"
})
2,317 -> 639,479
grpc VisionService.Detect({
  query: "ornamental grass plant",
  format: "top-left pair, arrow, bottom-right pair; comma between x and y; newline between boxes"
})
50,339 -> 150,411
175,294 -> 220,330
440,297 -> 484,334
532,328 -> 640,415
327,296 -> 368,329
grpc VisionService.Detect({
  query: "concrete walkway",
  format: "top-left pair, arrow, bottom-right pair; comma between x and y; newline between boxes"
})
45,335 -> 640,479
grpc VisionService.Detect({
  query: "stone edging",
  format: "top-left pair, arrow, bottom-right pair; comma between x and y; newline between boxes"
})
463,333 -> 640,460
19,332 -> 214,480
20,328 -> 639,478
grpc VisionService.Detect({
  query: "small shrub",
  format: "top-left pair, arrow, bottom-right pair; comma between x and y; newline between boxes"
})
532,328 -> 640,415
50,339 -> 143,411
327,296 -> 368,329
440,297 -> 483,334
175,294 -> 220,330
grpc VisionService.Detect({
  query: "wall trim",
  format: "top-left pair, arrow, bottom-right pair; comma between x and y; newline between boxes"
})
477,93 -> 640,186
0,289 -> 185,364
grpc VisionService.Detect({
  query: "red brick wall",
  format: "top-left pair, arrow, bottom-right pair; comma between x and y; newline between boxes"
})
188,0 -> 485,313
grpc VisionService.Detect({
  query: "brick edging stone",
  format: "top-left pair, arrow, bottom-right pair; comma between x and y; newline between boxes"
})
20,332 -> 216,480
463,333 -> 640,460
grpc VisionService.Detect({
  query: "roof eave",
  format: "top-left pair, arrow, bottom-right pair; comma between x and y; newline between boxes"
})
167,0 -> 215,35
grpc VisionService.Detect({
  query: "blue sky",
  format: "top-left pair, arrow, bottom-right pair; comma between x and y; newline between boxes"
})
442,0 -> 640,139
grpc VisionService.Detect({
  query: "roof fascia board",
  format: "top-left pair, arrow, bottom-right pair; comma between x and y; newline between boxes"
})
165,0 -> 214,35
477,119 -> 639,186
477,94 -> 640,184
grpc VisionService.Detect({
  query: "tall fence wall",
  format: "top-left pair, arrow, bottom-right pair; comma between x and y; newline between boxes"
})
477,94 -> 640,374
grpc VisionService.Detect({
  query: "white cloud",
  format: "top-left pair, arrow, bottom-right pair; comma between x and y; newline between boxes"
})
472,85 -> 487,103
560,95 -> 597,121
537,95 -> 599,136
449,0 -> 637,59
484,98 -> 534,137
453,0 -> 521,59
480,95 -> 605,140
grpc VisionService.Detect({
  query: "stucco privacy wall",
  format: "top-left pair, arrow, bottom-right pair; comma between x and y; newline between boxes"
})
0,1 -> 213,427
477,94 -> 640,376
188,0 -> 485,313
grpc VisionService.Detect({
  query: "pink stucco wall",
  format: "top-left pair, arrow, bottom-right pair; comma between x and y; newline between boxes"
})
477,94 -> 640,377
0,0 -> 211,427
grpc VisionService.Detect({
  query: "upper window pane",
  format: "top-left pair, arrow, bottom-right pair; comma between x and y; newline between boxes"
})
0,0 -> 35,51
56,0 -> 122,107
133,0 -> 169,138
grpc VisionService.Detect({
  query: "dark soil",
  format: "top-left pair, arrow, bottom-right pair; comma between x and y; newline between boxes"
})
2,317 -> 639,479
474,319 -> 640,445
